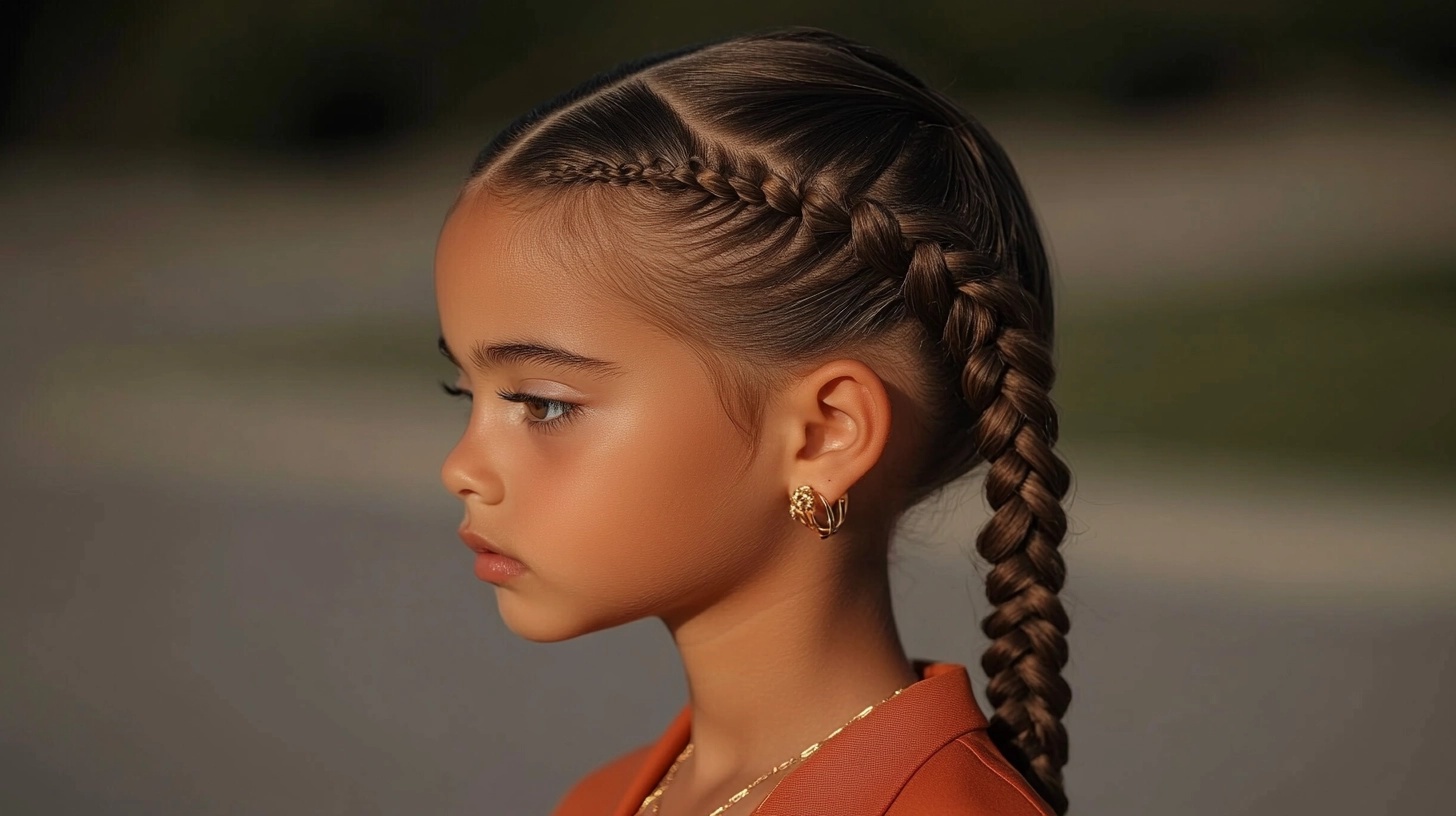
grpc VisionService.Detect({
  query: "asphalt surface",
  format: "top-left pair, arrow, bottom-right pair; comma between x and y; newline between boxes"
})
2,465 -> 1451,815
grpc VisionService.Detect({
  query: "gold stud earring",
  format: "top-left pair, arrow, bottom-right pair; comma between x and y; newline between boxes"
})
789,485 -> 848,539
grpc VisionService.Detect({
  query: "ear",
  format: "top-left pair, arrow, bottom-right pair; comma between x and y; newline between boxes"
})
778,358 -> 892,503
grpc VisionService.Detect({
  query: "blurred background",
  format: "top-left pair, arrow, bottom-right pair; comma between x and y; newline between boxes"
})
2,2 -> 1453,814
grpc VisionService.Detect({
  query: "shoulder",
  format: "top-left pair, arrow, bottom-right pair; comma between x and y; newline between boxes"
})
549,742 -> 655,816
885,729 -> 1056,816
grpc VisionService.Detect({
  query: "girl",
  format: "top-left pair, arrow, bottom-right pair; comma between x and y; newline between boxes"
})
436,26 -> 1072,816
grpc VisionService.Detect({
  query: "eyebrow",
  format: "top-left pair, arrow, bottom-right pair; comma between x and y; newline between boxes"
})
438,335 -> 624,378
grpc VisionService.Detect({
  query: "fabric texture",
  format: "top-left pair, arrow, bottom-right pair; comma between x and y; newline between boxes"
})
550,660 -> 1055,816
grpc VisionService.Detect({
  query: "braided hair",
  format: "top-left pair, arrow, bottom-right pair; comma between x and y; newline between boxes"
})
467,26 -> 1074,814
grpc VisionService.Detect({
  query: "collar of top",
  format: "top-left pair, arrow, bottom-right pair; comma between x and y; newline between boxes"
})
610,661 -> 986,816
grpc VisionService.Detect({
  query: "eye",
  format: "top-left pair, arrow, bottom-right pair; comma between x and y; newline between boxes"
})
438,381 -> 581,432
496,389 -> 582,432
520,397 -> 563,422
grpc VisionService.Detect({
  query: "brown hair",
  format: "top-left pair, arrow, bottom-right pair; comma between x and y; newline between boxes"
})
466,26 -> 1073,814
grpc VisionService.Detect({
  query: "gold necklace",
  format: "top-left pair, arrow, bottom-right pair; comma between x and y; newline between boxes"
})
637,684 -> 911,816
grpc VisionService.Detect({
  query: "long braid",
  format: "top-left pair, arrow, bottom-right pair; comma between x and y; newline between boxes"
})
846,191 -> 1075,814
930,106 -> 1073,814
547,155 -> 1073,811
954,279 -> 1073,815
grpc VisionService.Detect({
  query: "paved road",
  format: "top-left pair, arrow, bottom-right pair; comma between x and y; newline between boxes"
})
2,464 -> 1450,815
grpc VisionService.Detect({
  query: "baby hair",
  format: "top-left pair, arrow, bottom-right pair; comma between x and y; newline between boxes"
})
463,26 -> 1074,814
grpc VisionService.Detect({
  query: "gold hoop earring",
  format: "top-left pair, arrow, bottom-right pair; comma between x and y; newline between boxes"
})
789,485 -> 848,539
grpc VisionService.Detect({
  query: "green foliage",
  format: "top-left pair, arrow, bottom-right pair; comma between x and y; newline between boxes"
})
1055,262 -> 1456,479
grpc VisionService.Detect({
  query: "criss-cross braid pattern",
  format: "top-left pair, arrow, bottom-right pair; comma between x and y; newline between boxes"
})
835,195 -> 1073,813
548,157 -> 806,219
548,156 -> 1072,813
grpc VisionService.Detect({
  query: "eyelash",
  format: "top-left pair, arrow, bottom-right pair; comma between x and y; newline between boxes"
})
439,382 -> 582,432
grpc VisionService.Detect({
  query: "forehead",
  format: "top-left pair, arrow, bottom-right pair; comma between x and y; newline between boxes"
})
435,190 -> 625,336
438,191 -> 568,299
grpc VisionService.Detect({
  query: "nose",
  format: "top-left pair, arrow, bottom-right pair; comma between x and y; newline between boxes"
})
440,431 -> 502,504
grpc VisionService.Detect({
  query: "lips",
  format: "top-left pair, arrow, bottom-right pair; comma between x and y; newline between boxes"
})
458,528 -> 514,558
458,528 -> 528,583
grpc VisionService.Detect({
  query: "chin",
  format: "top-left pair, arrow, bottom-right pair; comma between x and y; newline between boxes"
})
496,590 -> 636,643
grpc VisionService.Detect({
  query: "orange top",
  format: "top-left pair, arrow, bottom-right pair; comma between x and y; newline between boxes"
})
550,660 -> 1055,816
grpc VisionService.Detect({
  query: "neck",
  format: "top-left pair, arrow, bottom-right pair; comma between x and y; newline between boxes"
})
660,540 -> 919,787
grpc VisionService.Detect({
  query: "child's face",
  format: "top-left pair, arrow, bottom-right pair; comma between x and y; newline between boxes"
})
434,191 -> 792,642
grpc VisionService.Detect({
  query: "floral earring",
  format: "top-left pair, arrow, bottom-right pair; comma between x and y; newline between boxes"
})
789,485 -> 848,539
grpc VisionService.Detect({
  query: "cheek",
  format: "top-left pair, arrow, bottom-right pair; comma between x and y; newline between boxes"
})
504,388 -> 768,634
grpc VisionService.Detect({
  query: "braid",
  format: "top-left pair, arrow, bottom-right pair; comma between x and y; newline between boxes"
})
548,157 -> 806,219
830,187 -> 1076,813
961,287 -> 1072,814
548,154 -> 1073,813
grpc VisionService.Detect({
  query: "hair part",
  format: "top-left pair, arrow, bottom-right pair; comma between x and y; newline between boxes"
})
465,26 -> 1074,813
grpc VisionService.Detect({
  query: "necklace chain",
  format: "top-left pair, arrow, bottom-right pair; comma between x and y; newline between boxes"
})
636,684 -> 911,816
